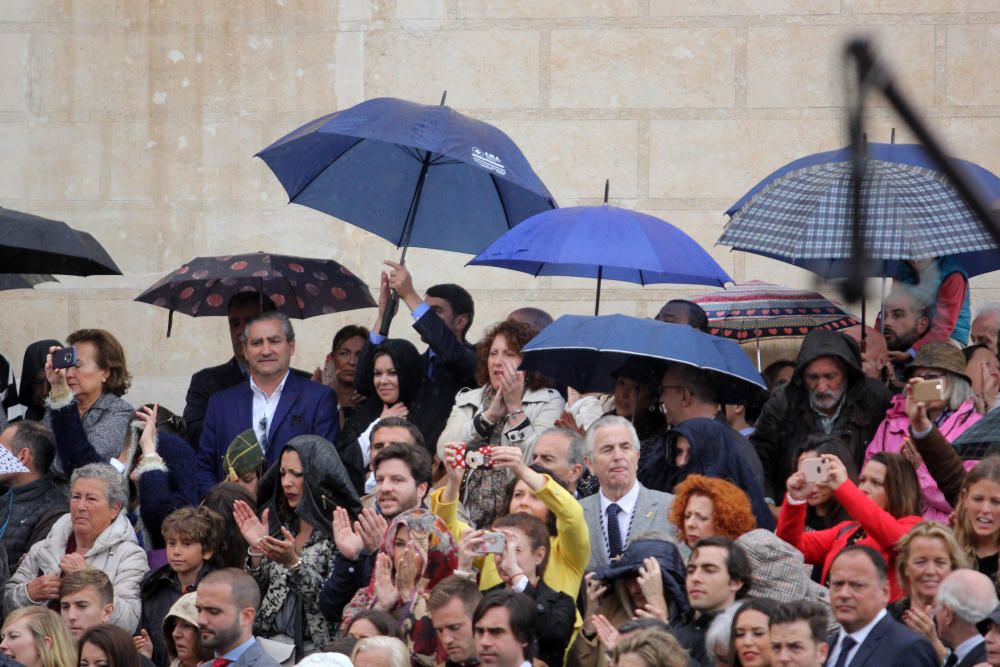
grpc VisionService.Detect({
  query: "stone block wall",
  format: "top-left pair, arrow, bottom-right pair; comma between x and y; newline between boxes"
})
2,0 -> 1000,409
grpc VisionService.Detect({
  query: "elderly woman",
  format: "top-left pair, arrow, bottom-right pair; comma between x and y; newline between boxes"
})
865,343 -> 981,522
4,463 -> 148,632
437,320 -> 564,529
233,435 -> 360,659
44,329 -> 134,468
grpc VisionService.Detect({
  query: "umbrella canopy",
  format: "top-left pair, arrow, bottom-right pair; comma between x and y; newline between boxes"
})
256,96 -> 556,255
952,409 -> 1000,459
468,199 -> 732,314
690,281 -> 859,341
0,274 -> 57,291
136,252 -> 376,335
519,314 -> 767,403
719,143 -> 1000,278
0,207 -> 121,276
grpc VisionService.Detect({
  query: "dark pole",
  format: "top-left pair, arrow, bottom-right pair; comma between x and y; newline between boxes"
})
594,180 -> 610,316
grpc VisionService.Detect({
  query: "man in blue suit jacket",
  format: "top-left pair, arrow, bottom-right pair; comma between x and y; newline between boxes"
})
196,312 -> 339,497
825,545 -> 938,667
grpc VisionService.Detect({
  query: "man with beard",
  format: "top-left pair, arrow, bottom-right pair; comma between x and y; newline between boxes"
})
751,329 -> 889,506
319,443 -> 432,624
881,286 -> 931,376
196,568 -> 280,667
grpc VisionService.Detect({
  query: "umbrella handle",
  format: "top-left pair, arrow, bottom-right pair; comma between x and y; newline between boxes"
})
380,291 -> 399,337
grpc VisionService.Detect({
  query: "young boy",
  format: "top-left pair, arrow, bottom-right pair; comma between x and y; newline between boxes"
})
60,568 -> 114,641
138,506 -> 223,666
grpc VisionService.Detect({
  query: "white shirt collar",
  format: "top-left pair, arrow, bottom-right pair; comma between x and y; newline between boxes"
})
835,608 -> 887,656
953,633 -> 985,662
250,370 -> 290,399
599,480 -> 640,516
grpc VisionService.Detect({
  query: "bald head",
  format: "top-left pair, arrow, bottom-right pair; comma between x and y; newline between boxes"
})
841,325 -> 889,380
938,569 -> 998,623
507,307 -> 553,332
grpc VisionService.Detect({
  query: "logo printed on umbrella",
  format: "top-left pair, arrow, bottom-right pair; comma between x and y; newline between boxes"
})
471,147 -> 506,176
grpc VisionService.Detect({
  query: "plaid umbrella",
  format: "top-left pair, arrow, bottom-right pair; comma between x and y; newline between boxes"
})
690,281 -> 859,341
719,143 -> 1000,278
136,252 -> 376,336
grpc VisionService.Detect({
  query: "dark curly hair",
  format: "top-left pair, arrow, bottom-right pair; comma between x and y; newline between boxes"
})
474,320 -> 549,391
669,474 -> 756,542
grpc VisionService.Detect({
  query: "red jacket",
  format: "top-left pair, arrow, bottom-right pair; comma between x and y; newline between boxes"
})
776,480 -> 921,601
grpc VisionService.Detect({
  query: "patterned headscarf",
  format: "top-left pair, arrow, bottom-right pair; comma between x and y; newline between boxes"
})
342,509 -> 457,666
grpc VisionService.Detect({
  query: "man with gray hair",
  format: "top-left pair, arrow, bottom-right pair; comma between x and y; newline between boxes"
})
934,569 -> 998,667
196,311 -> 341,497
972,303 -> 1000,354
530,427 -> 592,497
579,415 -> 676,568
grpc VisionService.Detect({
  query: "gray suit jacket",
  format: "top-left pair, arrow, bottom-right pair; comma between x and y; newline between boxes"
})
204,641 -> 282,667
581,482 -> 678,569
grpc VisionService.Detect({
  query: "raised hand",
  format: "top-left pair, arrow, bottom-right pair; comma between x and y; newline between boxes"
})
261,526 -> 299,568
458,528 -> 486,572
44,346 -> 70,396
356,508 -> 389,554
381,402 -> 409,420
133,629 -> 153,659
372,552 -> 400,611
26,574 -> 61,602
332,507 -> 364,561
636,556 -> 666,611
592,614 -> 620,650
233,500 -> 269,551
499,360 -> 525,413
135,404 -> 159,456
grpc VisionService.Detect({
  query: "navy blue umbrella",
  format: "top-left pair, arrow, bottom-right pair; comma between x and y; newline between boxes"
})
257,95 -> 555,333
468,182 -> 731,314
720,143 -> 1000,279
520,314 -> 766,403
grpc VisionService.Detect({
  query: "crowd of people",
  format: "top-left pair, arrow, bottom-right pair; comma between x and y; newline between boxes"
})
0,257 -> 1000,667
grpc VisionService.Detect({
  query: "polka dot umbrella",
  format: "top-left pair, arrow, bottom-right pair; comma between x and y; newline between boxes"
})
136,252 -> 377,336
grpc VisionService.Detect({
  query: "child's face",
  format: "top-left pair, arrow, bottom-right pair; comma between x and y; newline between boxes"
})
166,535 -> 211,577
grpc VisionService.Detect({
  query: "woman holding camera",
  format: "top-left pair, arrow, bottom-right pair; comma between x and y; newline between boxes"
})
436,320 -> 564,529
864,343 -> 980,522
44,330 -> 134,470
776,451 -> 923,600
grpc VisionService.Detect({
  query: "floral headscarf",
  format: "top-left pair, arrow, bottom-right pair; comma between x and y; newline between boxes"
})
341,509 -> 457,665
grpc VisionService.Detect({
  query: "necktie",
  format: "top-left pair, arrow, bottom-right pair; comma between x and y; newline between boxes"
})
944,652 -> 959,667
606,503 -> 624,560
831,635 -> 857,667
258,415 -> 268,451
212,659 -> 231,667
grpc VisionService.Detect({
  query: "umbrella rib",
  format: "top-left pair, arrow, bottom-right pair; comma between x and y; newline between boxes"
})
489,173 -> 514,235
397,145 -> 424,162
288,136 -> 366,201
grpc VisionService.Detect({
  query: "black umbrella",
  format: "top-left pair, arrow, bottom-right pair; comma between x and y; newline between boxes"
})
135,252 -> 377,336
0,274 -> 57,291
0,207 -> 121,276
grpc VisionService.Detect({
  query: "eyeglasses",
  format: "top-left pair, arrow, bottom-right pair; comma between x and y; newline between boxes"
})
658,384 -> 689,395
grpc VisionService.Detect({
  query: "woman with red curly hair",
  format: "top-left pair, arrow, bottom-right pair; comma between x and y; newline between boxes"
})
669,474 -> 757,549
436,320 -> 564,529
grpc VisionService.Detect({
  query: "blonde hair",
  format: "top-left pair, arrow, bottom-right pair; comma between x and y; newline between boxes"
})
2,607 -> 76,667
954,456 -> 1000,584
612,627 -> 688,667
895,522 -> 971,594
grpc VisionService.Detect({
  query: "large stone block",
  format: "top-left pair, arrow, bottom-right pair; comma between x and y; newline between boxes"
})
746,25 -> 936,108
0,123 -> 28,199
457,0 -> 640,18
26,123 -> 103,200
852,0 -> 998,12
495,119 -> 640,201
0,33 -> 29,114
550,28 -> 737,109
365,30 -> 541,109
946,25 -> 1000,107
648,118 -> 841,200
651,0 -> 840,16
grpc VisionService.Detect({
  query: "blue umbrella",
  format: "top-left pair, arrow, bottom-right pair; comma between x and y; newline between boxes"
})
256,95 -> 555,255
520,314 -> 766,403
468,182 -> 731,315
719,143 -> 1000,278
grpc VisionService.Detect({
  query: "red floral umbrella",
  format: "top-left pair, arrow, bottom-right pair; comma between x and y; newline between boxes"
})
136,252 -> 376,336
690,280 -> 859,341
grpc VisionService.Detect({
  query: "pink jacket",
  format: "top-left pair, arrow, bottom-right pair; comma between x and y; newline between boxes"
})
864,394 -> 980,522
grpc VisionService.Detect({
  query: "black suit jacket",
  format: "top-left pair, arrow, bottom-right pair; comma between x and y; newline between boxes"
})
956,638 -> 987,667
488,579 -> 574,667
184,358 -> 311,448
826,614 -> 939,667
356,308 -> 476,448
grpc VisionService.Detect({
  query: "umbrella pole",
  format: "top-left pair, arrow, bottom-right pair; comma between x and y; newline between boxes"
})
880,273 -> 887,334
755,336 -> 761,372
595,265 -> 603,316
380,149 -> 434,337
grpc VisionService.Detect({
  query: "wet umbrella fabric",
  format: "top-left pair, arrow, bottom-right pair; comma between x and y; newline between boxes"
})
719,143 -> 1000,278
0,274 -> 57,291
468,204 -> 731,314
0,207 -> 121,276
256,96 -> 556,255
519,314 -> 767,404
136,253 -> 376,335
690,280 -> 858,341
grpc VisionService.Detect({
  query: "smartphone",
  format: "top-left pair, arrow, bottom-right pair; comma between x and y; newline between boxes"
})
478,531 -> 506,554
912,378 -> 945,402
51,346 -> 77,369
799,457 -> 829,484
